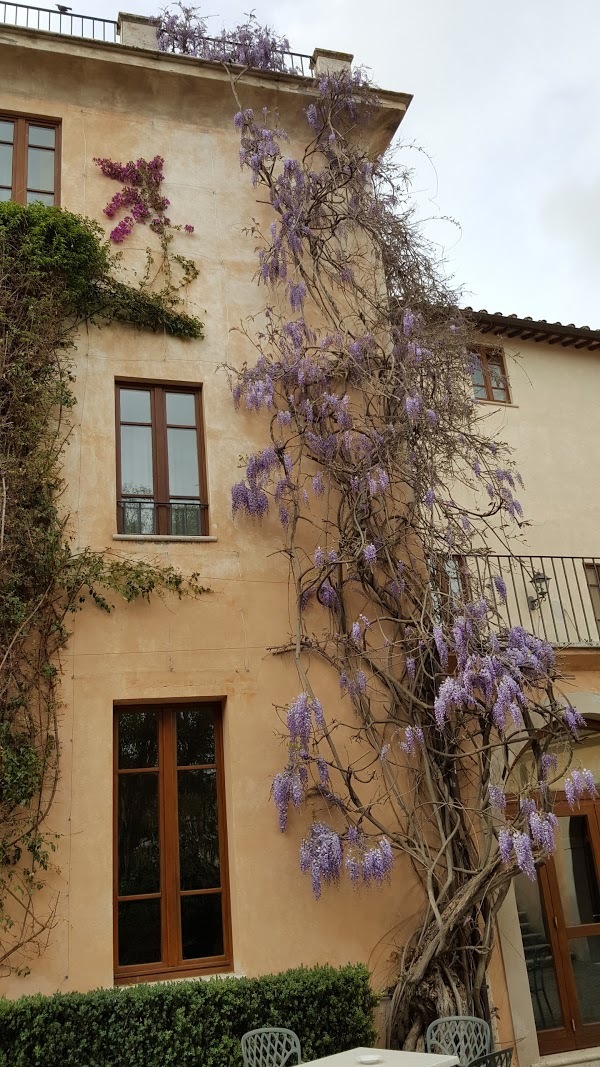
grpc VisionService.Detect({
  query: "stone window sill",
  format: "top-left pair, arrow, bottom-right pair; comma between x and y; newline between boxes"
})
113,534 -> 218,543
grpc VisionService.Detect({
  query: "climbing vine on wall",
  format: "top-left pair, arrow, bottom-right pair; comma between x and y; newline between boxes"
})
214,49 -> 595,1050
0,201 -> 207,975
94,154 -> 201,322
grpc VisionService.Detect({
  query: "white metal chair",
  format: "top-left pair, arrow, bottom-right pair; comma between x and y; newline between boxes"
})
241,1027 -> 302,1067
426,1016 -> 491,1066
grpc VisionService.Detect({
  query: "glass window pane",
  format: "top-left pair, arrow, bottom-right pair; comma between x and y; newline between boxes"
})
166,392 -> 196,426
0,143 -> 12,187
555,815 -> 600,926
568,935 -> 600,1024
167,427 -> 199,497
180,893 -> 223,960
170,501 -> 201,536
26,191 -> 54,206
0,188 -> 11,202
118,899 -> 161,967
120,389 -> 151,423
121,425 -> 153,495
27,147 -> 54,192
0,121 -> 14,143
177,705 -> 216,766
118,709 -> 158,769
118,773 -> 160,895
471,357 -> 487,399
178,768 -> 220,890
514,871 -> 565,1031
122,500 -> 156,535
28,125 -> 55,149
489,361 -> 508,401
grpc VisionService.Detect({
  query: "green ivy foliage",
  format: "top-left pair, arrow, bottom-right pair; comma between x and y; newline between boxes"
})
0,201 -> 206,975
0,964 -> 377,1066
0,201 -> 203,338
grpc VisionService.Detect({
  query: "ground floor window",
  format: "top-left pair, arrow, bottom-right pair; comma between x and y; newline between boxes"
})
514,796 -> 600,1054
114,702 -> 232,982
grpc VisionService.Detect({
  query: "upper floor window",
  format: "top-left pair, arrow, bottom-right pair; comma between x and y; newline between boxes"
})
471,348 -> 511,403
116,381 -> 208,536
114,702 -> 232,982
0,115 -> 60,206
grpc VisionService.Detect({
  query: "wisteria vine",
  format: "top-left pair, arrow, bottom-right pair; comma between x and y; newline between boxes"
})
219,57 -> 599,1045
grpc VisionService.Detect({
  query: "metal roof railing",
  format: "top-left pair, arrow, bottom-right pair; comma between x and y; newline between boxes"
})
0,1 -> 119,42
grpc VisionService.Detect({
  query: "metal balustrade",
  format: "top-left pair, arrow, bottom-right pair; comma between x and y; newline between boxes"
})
159,34 -> 313,76
117,500 -> 209,537
458,554 -> 600,648
0,3 -> 314,75
0,2 -> 118,42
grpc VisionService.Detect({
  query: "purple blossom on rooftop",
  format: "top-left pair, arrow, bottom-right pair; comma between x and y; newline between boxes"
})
314,546 -> 324,567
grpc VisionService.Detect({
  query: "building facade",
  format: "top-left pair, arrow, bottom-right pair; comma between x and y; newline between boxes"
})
0,8 -> 414,999
0,10 -> 598,1067
469,312 -> 600,1066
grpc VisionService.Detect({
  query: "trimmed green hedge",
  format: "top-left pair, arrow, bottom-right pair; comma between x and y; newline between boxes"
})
0,963 -> 378,1067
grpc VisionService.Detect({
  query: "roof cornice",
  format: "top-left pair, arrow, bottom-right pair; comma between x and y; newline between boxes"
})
467,308 -> 600,352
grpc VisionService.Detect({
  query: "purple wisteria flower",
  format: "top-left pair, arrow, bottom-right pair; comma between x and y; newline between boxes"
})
565,768 -> 598,807
513,831 -> 536,880
400,725 -> 424,755
564,705 -> 585,736
492,575 -> 508,602
405,393 -> 422,419
498,828 -> 513,864
363,543 -> 377,565
433,625 -> 448,669
488,783 -> 507,813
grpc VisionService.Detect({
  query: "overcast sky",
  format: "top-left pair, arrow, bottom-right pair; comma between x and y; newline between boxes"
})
54,1 -> 600,326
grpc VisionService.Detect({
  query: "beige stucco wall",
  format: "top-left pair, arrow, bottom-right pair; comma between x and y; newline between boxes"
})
0,28 -> 419,1001
474,338 -> 600,558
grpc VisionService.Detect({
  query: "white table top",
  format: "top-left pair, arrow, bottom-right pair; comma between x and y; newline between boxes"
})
302,1049 -> 460,1067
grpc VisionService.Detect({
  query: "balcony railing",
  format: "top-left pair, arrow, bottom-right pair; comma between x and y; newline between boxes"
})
0,3 -> 314,75
458,554 -> 600,648
0,2 -> 118,42
159,34 -> 313,76
117,500 -> 208,537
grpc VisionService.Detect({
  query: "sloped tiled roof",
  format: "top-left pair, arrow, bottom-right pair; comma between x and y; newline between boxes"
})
466,308 -> 600,352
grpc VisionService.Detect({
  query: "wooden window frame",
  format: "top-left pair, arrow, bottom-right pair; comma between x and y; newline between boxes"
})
115,379 -> 209,536
518,794 -> 600,1055
113,700 -> 233,984
0,110 -> 61,206
471,347 -> 511,404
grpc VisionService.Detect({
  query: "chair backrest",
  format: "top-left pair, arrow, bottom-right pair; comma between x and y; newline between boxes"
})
241,1028 -> 302,1067
470,1050 -> 513,1067
426,1016 -> 491,1066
